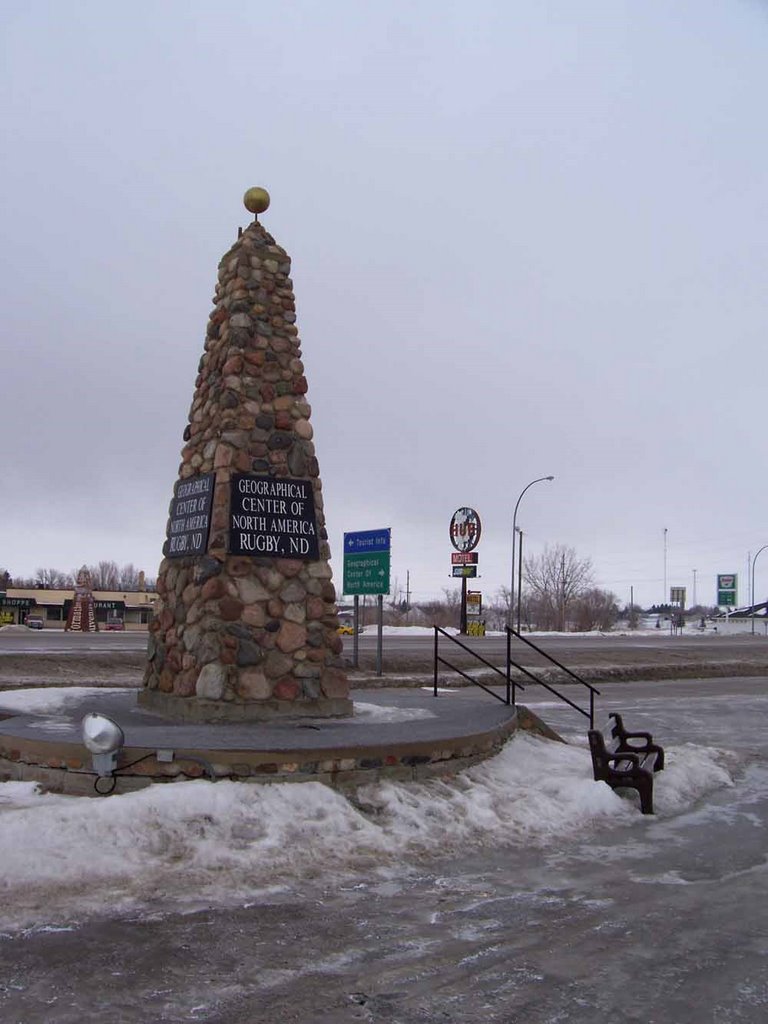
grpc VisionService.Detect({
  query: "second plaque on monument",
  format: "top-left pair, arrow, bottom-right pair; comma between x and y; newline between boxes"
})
229,474 -> 320,560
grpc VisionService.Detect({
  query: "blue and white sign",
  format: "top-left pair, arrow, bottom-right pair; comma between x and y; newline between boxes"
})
344,529 -> 391,554
343,528 -> 391,595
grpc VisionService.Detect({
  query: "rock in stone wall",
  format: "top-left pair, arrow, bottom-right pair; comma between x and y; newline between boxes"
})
141,212 -> 349,719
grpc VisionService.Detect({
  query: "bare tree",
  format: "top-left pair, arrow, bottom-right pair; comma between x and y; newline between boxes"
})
418,589 -> 462,629
88,561 -> 120,590
523,545 -> 594,631
11,576 -> 36,588
621,603 -> 644,629
484,588 -> 511,631
572,588 -> 619,632
117,563 -> 141,591
35,567 -> 73,589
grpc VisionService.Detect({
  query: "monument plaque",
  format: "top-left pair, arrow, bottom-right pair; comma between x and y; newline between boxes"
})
164,472 -> 215,558
229,474 -> 319,559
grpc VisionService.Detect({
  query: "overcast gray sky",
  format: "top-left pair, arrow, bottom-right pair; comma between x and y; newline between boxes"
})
2,0 -> 767,609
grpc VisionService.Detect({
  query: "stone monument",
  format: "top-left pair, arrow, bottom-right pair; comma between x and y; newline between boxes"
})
140,188 -> 350,721
65,567 -> 98,632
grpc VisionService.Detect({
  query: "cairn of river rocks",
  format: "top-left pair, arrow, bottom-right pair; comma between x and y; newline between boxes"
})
139,188 -> 350,721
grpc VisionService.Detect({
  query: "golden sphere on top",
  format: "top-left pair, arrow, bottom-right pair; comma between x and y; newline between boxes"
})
243,187 -> 270,215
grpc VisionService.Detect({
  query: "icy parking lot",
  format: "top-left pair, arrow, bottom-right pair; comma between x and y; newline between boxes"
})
0,676 -> 766,1023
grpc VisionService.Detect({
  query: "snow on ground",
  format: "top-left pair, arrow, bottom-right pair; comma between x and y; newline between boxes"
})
0,731 -> 735,935
0,688 -> 436,723
373,624 -> 718,638
0,687 -> 128,715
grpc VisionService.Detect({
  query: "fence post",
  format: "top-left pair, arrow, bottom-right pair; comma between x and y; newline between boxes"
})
433,627 -> 439,697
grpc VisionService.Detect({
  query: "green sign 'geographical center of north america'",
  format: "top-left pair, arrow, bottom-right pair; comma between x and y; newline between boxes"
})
343,551 -> 390,595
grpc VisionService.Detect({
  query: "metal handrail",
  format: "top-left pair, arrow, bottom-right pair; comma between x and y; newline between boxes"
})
433,626 -> 520,705
435,657 -> 511,704
505,627 -> 600,727
432,626 -> 601,728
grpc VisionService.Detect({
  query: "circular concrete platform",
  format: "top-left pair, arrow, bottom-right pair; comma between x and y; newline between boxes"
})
0,687 -> 559,796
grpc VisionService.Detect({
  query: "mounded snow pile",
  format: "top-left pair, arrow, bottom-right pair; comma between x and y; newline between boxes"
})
0,731 -> 735,933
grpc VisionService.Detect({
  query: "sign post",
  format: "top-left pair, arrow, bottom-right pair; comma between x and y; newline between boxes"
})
343,529 -> 391,595
670,587 -> 686,634
717,573 -> 737,629
449,507 -> 481,634
344,529 -> 391,675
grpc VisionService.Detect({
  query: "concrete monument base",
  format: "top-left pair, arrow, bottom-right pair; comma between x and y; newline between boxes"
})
137,689 -> 353,723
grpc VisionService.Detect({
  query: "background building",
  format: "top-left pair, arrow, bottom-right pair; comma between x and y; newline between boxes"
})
0,588 -> 158,630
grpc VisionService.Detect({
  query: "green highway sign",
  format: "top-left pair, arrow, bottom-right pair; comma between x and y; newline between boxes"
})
343,550 -> 391,595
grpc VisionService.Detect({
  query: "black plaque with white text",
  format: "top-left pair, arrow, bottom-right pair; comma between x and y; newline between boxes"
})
229,474 -> 319,559
163,472 -> 215,558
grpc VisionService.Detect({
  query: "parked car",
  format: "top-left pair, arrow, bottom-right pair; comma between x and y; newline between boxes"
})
105,617 -> 125,631
25,616 -> 44,630
337,623 -> 354,635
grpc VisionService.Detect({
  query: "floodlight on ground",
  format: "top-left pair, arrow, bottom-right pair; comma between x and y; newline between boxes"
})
81,713 -> 124,777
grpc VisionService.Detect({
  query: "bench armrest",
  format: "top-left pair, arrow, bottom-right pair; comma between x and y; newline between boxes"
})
621,730 -> 653,743
605,751 -> 641,768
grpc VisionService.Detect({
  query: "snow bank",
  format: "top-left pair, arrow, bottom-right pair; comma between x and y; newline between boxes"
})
0,732 -> 735,933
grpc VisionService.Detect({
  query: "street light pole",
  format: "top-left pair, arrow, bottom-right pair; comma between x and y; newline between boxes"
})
509,475 -> 554,629
750,545 -> 768,636
516,527 -> 523,632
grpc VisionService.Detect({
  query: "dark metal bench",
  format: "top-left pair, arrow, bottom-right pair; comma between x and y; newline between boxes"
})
609,712 -> 665,771
587,729 -> 660,814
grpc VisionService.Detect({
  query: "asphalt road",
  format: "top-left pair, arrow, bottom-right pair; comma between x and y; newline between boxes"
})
0,629 -> 147,655
3,627 -> 768,690
351,629 -> 768,678
3,625 -> 768,664
1,673 -> 767,1023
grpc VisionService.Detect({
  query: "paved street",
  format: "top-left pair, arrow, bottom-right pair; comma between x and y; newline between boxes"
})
3,626 -> 768,681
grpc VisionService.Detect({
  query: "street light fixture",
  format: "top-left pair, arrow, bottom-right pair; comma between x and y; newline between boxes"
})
509,475 -> 554,629
750,545 -> 768,636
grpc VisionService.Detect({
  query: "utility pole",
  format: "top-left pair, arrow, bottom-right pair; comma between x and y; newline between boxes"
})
692,569 -> 697,608
663,528 -> 668,605
405,570 -> 411,621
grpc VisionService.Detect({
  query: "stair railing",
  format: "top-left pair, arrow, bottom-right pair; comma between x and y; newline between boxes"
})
433,626 -> 520,705
431,626 -> 601,729
505,627 -> 600,728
